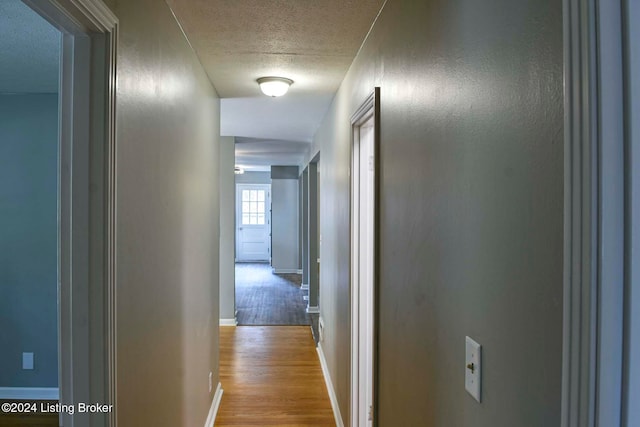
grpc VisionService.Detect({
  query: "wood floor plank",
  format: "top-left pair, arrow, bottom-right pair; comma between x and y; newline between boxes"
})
215,326 -> 336,427
0,401 -> 58,426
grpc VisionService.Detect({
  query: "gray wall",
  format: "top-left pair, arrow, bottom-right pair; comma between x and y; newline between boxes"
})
309,0 -> 564,425
219,136 -> 236,321
271,171 -> 299,272
307,162 -> 319,308
271,165 -> 298,180
0,94 -> 58,388
301,168 -> 309,286
298,176 -> 303,270
235,171 -> 271,185
107,0 -> 221,425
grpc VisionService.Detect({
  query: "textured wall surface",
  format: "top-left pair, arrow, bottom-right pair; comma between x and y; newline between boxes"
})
271,178 -> 300,271
309,0 -> 564,425
108,0 -> 221,425
0,94 -> 58,389
0,0 -> 59,93
219,136 -> 236,321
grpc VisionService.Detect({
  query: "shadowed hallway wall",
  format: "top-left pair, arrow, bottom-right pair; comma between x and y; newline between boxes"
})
307,0 -> 564,425
220,136 -> 236,323
103,0 -> 221,425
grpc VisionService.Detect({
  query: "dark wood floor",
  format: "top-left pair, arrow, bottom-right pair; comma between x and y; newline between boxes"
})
235,263 -> 311,326
0,401 -> 58,426
215,326 -> 336,426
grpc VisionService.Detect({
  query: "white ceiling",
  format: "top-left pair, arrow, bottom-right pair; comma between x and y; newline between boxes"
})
235,137 -> 309,171
166,0 -> 386,167
0,0 -> 60,93
220,93 -> 335,143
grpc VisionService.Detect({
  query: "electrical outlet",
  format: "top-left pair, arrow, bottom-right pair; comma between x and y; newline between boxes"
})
209,372 -> 213,393
22,352 -> 34,370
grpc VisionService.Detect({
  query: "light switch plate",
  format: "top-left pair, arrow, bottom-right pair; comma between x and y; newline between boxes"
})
465,337 -> 481,402
22,352 -> 34,370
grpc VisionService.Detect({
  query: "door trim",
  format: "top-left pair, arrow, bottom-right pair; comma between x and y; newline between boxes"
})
350,87 -> 380,427
23,1 -> 118,426
562,0 -> 630,425
622,0 -> 640,423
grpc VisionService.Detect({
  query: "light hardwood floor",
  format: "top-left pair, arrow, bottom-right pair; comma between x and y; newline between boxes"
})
0,401 -> 58,426
215,326 -> 336,427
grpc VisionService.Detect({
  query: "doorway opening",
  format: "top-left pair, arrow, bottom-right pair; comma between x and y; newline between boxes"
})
0,3 -> 61,423
0,1 -> 118,426
234,177 -> 309,326
350,88 -> 379,427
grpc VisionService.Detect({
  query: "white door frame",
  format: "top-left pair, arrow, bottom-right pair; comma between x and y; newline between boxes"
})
350,88 -> 379,427
624,0 -> 640,423
562,0 -> 636,425
23,1 -> 118,426
235,183 -> 271,261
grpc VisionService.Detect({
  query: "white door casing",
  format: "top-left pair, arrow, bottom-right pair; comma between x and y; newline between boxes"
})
351,88 -> 379,427
22,1 -> 119,426
359,115 -> 375,427
236,184 -> 271,261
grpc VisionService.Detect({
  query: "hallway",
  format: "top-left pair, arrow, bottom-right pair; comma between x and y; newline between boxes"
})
2,0 -> 635,425
215,327 -> 335,426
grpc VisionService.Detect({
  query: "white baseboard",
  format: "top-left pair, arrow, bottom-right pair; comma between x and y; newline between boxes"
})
0,387 -> 59,400
317,344 -> 344,427
204,382 -> 223,427
219,318 -> 237,326
306,305 -> 319,314
300,283 -> 309,290
272,268 -> 300,274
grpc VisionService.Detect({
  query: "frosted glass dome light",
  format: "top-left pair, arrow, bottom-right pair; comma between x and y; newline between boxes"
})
257,77 -> 293,97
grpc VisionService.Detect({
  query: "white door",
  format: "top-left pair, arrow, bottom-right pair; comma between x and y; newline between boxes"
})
236,184 -> 271,261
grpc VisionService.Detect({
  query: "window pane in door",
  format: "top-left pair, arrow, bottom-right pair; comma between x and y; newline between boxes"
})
240,188 -> 268,225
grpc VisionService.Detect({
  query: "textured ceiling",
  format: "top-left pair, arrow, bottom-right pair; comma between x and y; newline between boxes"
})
0,0 -> 60,93
166,0 -> 386,167
166,0 -> 386,97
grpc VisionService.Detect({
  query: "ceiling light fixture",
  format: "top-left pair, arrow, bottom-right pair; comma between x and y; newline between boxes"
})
257,77 -> 293,97
234,166 -> 245,175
